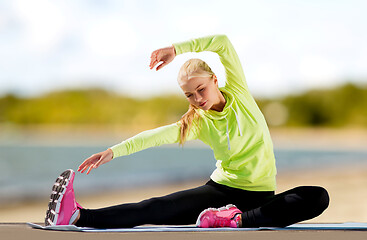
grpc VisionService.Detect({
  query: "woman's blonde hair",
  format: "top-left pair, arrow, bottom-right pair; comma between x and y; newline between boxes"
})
178,58 -> 215,146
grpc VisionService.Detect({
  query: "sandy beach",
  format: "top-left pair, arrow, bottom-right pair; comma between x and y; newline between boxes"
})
1,167 -> 367,240
1,163 -> 367,224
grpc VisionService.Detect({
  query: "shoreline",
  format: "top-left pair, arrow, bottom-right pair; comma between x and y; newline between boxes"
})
1,125 -> 367,150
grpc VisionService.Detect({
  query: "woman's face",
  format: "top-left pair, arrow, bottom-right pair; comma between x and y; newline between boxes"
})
179,75 -> 220,111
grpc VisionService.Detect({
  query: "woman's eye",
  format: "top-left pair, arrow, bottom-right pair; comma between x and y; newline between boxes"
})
186,94 -> 192,98
199,88 -> 205,92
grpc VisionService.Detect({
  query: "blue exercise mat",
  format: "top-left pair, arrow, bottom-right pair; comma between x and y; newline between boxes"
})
27,222 -> 367,232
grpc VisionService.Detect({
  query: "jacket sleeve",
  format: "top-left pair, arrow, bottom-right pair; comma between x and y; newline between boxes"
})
110,120 -> 199,159
173,34 -> 248,94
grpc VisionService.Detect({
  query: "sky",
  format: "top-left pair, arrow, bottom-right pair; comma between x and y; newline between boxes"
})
0,0 -> 366,99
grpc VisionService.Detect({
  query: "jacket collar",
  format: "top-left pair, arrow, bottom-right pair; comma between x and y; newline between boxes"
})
201,87 -> 234,120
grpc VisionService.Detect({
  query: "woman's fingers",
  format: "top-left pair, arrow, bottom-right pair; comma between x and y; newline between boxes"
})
80,164 -> 92,174
78,149 -> 113,174
149,49 -> 167,70
86,165 -> 94,175
150,59 -> 159,70
151,59 -> 168,71
78,154 -> 101,173
149,51 -> 159,69
78,157 -> 93,172
84,162 -> 96,175
94,158 -> 104,169
85,156 -> 105,174
150,60 -> 158,69
78,162 -> 89,172
156,62 -> 167,71
78,149 -> 113,175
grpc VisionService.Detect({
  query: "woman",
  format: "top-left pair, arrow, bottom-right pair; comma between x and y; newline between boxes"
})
45,34 -> 329,228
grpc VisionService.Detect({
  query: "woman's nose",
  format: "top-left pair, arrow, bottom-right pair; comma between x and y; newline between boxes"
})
194,93 -> 202,102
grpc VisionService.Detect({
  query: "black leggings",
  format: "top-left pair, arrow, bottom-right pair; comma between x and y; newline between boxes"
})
76,180 -> 329,228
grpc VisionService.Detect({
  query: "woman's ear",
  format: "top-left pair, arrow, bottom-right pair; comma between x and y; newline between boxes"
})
213,75 -> 218,85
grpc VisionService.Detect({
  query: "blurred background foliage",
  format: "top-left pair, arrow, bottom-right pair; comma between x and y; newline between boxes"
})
1,82 -> 366,131
257,82 -> 367,128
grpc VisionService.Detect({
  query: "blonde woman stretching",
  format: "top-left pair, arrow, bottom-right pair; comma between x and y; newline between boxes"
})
45,34 -> 329,228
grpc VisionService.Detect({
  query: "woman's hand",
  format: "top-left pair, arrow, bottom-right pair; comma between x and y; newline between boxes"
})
78,148 -> 114,175
149,45 -> 176,71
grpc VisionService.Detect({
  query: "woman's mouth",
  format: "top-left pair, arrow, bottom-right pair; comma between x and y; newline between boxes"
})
199,101 -> 207,107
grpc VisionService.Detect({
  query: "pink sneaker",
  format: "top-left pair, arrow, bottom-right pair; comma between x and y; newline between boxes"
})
45,169 -> 83,226
196,204 -> 242,228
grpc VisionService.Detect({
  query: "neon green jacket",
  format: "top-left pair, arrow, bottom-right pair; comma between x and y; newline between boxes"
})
111,35 -> 277,191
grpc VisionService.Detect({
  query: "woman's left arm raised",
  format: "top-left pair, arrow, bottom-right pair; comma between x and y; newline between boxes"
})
173,34 -> 249,93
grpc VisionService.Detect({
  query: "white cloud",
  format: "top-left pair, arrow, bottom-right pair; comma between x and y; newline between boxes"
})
83,17 -> 138,57
11,0 -> 68,53
0,12 -> 8,30
299,55 -> 340,88
176,13 -> 222,36
247,62 -> 289,97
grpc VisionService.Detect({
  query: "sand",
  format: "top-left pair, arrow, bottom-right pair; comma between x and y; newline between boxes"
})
1,163 -> 367,223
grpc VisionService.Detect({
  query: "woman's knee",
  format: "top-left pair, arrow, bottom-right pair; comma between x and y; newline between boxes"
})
295,186 -> 330,214
313,186 -> 330,213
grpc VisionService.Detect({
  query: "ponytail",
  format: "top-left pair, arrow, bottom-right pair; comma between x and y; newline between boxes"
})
179,104 -> 200,146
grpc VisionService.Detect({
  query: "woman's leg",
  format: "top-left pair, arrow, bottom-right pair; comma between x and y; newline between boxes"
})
241,186 -> 330,228
76,180 -> 235,228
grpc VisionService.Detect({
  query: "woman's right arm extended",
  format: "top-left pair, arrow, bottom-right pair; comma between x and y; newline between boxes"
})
78,121 -> 198,174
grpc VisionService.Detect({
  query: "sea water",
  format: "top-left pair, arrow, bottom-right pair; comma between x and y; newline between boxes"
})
1,144 -> 367,204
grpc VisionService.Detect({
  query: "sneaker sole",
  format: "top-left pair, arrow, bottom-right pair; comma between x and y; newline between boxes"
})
45,169 -> 74,226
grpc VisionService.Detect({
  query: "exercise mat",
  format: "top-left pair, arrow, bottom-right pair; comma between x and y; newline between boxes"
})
27,222 -> 367,232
